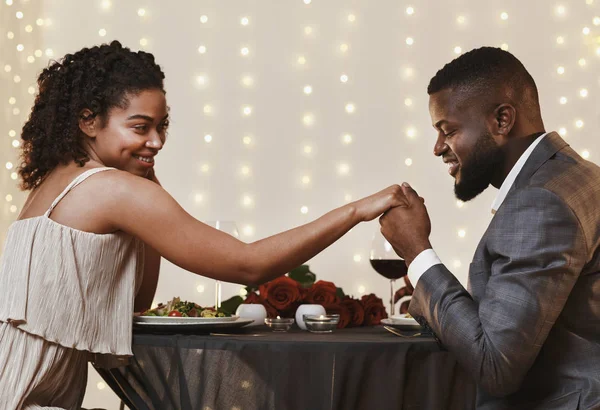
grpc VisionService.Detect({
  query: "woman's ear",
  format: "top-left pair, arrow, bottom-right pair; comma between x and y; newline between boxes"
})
79,109 -> 98,138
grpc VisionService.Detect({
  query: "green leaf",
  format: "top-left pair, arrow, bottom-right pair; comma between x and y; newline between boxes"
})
289,265 -> 316,288
336,287 -> 345,299
219,295 -> 244,316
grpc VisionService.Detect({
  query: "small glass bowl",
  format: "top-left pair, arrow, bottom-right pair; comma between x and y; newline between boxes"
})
303,314 -> 340,333
264,317 -> 294,332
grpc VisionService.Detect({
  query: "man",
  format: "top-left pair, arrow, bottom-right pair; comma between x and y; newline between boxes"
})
380,47 -> 600,409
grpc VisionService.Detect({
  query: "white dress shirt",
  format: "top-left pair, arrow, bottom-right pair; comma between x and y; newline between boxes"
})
407,133 -> 548,288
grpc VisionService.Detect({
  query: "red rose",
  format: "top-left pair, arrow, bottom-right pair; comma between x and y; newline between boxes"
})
262,300 -> 280,319
259,276 -> 302,312
360,293 -> 388,326
341,297 -> 365,327
324,303 -> 351,329
304,280 -> 340,306
244,291 -> 263,304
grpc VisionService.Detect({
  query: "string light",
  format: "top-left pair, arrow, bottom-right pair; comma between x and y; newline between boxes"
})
454,46 -> 462,54
304,26 -> 313,36
3,64 -> 11,72
340,44 -> 349,53
338,163 -> 350,175
25,25 -> 33,33
583,27 -> 591,35
303,0 -> 311,4
243,225 -> 254,236
200,15 -> 208,23
16,44 -> 24,51
575,119 -> 584,128
36,18 -> 44,26
197,284 -> 205,293
559,96 -> 568,104
406,127 -> 417,138
594,16 -> 600,25
557,66 -> 565,75
297,55 -> 306,64
301,175 -> 310,185
353,254 -> 362,262
580,88 -> 588,98
405,158 -> 413,166
340,74 -> 348,83
453,260 -> 462,268
500,12 -> 508,20
242,106 -> 252,116
198,45 -> 207,54
456,200 -> 465,208
5,195 -> 12,202
242,135 -> 252,145
344,194 -> 352,202
303,145 -> 313,154
300,206 -> 308,214
406,6 -> 414,15
241,17 -> 249,26
501,43 -> 509,51
345,103 -> 355,113
578,58 -> 586,66
97,382 -> 106,391
457,15 -> 466,25
582,150 -> 591,159
204,134 -> 213,143
241,75 -> 254,87
404,98 -> 413,106
556,36 -> 565,45
101,0 -> 111,9
559,127 -> 567,136
98,28 -> 107,37
458,229 -> 466,238
241,165 -> 251,176
139,38 -> 148,47
303,113 -> 314,126
203,105 -> 212,115
7,31 -> 14,39
358,285 -> 366,294
242,195 -> 253,207
348,14 -> 356,22
555,5 -> 566,16
137,8 -> 146,17
240,47 -> 250,56
406,37 -> 414,45
15,11 -> 23,19
303,85 -> 312,94
343,134 -> 352,144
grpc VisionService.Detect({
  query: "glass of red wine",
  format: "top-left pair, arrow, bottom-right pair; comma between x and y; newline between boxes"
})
369,232 -> 408,317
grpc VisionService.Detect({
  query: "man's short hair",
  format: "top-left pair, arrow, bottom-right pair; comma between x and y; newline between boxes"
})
428,47 -> 541,122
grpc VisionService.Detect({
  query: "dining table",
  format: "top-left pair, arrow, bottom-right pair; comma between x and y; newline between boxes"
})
94,325 -> 477,410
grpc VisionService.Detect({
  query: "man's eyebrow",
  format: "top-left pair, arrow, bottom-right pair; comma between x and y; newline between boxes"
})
433,119 -> 448,129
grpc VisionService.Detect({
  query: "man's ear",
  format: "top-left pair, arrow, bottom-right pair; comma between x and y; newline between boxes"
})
492,103 -> 516,141
79,109 -> 98,138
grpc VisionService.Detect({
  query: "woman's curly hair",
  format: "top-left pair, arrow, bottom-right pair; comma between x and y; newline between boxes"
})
18,40 -> 165,190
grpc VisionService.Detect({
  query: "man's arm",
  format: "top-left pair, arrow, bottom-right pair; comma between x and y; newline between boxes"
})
407,187 -> 587,397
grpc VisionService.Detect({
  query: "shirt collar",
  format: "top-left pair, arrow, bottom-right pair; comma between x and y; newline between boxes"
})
491,132 -> 548,214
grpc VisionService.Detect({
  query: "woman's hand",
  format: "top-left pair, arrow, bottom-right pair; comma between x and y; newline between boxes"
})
353,185 -> 408,222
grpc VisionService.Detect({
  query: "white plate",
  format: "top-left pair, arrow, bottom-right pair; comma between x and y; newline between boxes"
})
133,317 -> 254,332
381,315 -> 421,330
134,315 -> 239,324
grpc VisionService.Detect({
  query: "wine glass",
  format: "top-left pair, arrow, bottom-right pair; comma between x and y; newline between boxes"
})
369,230 -> 408,317
206,221 -> 239,309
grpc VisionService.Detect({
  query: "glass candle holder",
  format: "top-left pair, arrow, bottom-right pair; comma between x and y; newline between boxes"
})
264,317 -> 294,332
303,314 -> 340,333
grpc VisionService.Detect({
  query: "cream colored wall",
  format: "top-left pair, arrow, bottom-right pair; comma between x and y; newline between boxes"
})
1,1 -> 599,408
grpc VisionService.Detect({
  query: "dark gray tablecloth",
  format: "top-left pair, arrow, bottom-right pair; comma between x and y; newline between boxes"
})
95,326 -> 476,410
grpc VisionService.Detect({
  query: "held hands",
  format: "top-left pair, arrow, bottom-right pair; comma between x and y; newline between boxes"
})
354,184 -> 409,222
379,183 -> 432,266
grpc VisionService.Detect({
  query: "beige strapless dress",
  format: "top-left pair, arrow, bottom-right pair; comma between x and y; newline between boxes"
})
0,167 -> 144,409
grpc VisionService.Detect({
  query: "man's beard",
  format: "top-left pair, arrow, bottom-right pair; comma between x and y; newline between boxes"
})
454,131 -> 505,201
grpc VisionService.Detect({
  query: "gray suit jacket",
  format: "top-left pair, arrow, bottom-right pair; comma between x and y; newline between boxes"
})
409,132 -> 600,410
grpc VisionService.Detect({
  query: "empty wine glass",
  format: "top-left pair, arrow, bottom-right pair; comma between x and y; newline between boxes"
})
206,221 -> 239,309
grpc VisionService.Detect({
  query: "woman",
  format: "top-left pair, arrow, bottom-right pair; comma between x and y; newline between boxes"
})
0,41 -> 404,408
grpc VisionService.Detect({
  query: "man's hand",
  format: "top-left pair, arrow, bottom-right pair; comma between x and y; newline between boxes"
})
379,182 -> 432,267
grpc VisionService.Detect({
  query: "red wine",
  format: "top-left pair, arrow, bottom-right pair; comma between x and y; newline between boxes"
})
370,259 -> 408,280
